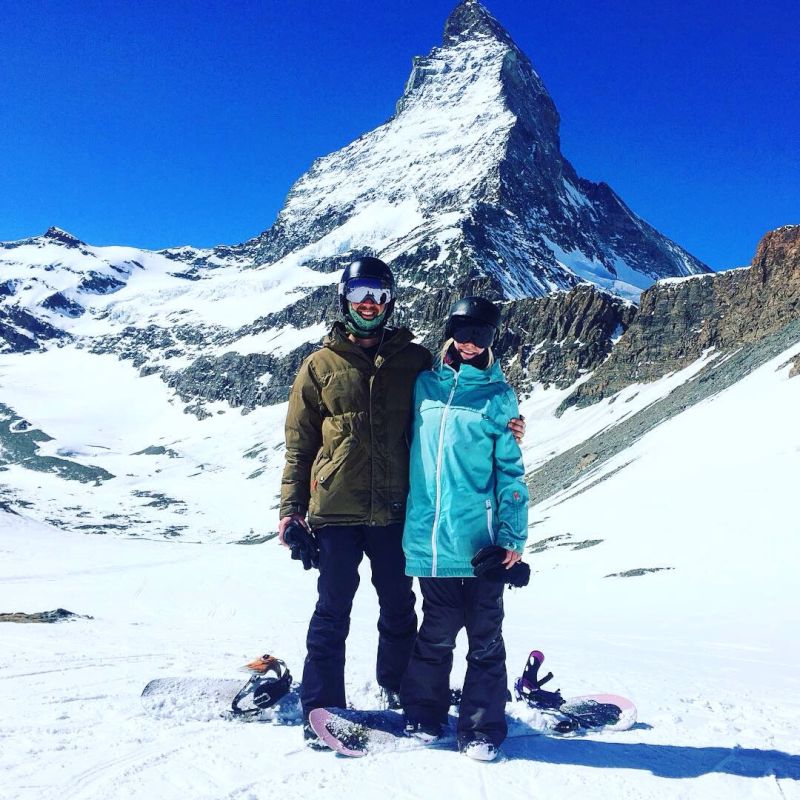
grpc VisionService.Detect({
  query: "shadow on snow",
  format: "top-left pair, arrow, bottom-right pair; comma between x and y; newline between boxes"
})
502,736 -> 800,780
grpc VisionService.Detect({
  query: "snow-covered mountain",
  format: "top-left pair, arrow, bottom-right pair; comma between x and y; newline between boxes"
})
248,0 -> 709,300
0,225 -> 329,354
0,1 -> 709,362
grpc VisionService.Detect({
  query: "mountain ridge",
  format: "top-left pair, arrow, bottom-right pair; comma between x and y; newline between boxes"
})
561,224 -> 800,410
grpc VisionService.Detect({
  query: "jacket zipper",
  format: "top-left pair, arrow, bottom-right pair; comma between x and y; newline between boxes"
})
431,368 -> 459,577
368,368 -> 375,525
367,336 -> 389,526
486,498 -> 495,544
323,330 -> 396,526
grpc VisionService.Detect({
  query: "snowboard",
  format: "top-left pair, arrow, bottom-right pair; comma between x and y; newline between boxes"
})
141,653 -> 302,723
514,649 -> 637,733
556,694 -> 637,731
308,708 -> 450,756
141,676 -> 302,722
308,692 -> 635,758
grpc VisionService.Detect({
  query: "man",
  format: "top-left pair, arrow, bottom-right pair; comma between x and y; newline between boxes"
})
279,256 -> 524,747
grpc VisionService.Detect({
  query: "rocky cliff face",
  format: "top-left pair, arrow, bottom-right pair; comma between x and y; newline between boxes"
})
498,286 -> 636,393
155,282 -> 632,412
561,225 -> 800,410
392,281 -> 634,390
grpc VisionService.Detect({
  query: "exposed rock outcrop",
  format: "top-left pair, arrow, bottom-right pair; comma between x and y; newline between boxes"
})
0,608 -> 93,623
561,225 -> 800,411
164,282 -> 632,414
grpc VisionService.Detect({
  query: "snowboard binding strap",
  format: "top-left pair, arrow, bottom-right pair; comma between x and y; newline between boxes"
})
231,654 -> 292,716
514,650 -> 565,711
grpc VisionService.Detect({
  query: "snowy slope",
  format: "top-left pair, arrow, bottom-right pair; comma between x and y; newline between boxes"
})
0,347 -> 290,541
1,335 -> 798,800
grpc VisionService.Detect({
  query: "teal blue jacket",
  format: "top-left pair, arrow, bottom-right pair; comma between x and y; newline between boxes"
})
402,360 -> 529,577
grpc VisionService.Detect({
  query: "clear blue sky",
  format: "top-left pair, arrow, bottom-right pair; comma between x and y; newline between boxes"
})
2,0 -> 797,270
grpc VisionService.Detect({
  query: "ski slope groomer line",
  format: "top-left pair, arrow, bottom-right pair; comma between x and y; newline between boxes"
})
2,505 -> 799,800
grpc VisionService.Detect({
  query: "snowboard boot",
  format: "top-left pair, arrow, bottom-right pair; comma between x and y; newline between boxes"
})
404,720 -> 443,743
459,735 -> 499,762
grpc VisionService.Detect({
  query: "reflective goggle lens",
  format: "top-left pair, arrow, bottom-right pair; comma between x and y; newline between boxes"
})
344,279 -> 392,305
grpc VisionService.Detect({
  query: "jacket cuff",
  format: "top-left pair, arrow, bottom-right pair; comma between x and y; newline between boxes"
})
280,503 -> 307,519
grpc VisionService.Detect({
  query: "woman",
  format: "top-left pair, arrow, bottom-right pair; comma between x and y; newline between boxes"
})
400,296 -> 529,761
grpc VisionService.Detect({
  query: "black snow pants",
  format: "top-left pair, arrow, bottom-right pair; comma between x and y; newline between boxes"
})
400,576 -> 508,746
300,524 -> 417,718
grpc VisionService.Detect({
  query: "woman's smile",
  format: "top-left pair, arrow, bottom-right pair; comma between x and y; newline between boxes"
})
455,341 -> 485,360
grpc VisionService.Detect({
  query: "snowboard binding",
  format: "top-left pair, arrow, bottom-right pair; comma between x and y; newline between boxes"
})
514,649 -> 564,709
514,650 -> 632,732
231,654 -> 293,716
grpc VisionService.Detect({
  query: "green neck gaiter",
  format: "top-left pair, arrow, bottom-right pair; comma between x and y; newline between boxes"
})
345,306 -> 387,336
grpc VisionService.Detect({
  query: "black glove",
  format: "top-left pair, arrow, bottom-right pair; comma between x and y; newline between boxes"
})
283,519 -> 319,570
471,545 -> 530,588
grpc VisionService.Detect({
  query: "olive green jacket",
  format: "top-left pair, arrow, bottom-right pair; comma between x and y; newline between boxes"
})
280,323 -> 432,528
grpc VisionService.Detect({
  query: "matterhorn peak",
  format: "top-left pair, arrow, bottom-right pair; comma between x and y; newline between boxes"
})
443,0 -> 515,48
249,1 -> 709,300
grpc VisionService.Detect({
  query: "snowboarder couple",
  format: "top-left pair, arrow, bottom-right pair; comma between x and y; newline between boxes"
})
279,257 -> 528,761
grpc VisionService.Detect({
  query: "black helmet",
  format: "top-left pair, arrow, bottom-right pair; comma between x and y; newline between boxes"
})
445,296 -> 501,348
338,257 -> 396,336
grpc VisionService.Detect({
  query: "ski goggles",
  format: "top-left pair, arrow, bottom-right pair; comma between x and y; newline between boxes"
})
450,320 -> 495,348
341,278 -> 393,305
